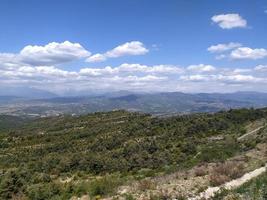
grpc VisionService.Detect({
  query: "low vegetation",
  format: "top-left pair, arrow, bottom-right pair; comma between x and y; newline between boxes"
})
0,108 -> 266,199
212,171 -> 267,200
210,162 -> 245,186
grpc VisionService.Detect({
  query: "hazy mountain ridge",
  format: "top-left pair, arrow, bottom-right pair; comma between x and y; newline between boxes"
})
0,87 -> 57,99
1,91 -> 267,117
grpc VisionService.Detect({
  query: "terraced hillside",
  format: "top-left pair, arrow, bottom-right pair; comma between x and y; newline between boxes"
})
0,108 -> 266,199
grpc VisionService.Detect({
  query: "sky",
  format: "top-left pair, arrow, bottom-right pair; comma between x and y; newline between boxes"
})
0,0 -> 267,95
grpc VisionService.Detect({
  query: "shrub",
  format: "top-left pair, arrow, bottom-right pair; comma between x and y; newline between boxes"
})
26,183 -> 61,200
89,175 -> 121,197
210,174 -> 230,186
194,166 -> 207,176
149,189 -> 172,200
137,179 -> 156,191
124,193 -> 135,200
213,162 -> 244,179
210,162 -> 244,186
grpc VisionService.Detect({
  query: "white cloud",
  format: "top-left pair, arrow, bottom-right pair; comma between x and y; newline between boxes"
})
187,64 -> 216,72
232,68 -> 252,73
2,40 -> 267,93
79,63 -> 183,76
79,66 -> 114,76
86,41 -> 149,63
6,66 -> 78,78
118,63 -> 183,74
86,53 -> 107,62
181,74 -> 264,83
215,54 -> 227,60
254,65 -> 267,71
111,75 -> 166,82
230,47 -> 267,60
211,13 -> 247,29
0,41 -> 91,67
220,74 -> 259,83
180,75 -> 210,81
106,41 -> 148,57
0,53 -> 19,69
1,53 -> 267,93
19,41 -> 91,65
207,42 -> 242,53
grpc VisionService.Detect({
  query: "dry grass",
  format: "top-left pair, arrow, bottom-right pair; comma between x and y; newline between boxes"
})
210,162 -> 244,186
210,174 -> 231,186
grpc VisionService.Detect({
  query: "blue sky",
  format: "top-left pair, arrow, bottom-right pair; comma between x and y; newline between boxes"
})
0,0 -> 267,94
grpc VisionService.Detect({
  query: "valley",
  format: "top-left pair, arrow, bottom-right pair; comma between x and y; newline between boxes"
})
1,91 -> 267,118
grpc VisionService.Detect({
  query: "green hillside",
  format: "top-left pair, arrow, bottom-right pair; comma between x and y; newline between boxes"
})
0,115 -> 28,132
0,108 -> 266,199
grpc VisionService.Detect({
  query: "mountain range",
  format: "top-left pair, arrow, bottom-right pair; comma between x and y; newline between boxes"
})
1,90 -> 267,117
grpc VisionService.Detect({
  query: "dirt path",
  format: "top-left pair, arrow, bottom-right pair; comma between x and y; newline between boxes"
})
237,126 -> 265,141
189,163 -> 267,200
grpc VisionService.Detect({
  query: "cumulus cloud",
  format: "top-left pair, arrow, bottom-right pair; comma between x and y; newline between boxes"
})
187,64 -> 216,72
79,63 -> 183,76
210,45 -> 267,60
211,13 -> 247,29
254,65 -> 267,71
1,55 -> 267,92
215,54 -> 227,60
0,41 -> 91,67
105,41 -> 148,57
0,38 -> 265,94
86,53 -> 107,62
86,41 -> 149,63
0,53 -> 19,69
230,47 -> 267,60
207,42 -> 242,53
118,63 -> 183,74
19,41 -> 91,65
2,66 -> 78,79
181,74 -> 263,83
232,68 -> 252,73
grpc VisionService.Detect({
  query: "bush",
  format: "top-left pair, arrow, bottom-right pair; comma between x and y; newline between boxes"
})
89,175 -> 121,197
137,179 -> 156,191
210,162 -> 244,186
0,170 -> 27,199
149,189 -> 172,200
124,193 -> 135,200
194,166 -> 207,176
213,162 -> 244,179
26,183 -> 61,200
210,174 -> 230,186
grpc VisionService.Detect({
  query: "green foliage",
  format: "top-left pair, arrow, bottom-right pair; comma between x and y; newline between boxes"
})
26,183 -> 61,200
0,170 -> 24,199
235,171 -> 267,199
213,172 -> 267,199
123,193 -> 136,200
89,175 -> 121,197
0,115 -> 28,132
0,108 -> 266,199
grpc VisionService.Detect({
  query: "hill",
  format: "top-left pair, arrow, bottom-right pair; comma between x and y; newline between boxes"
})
0,108 -> 266,199
0,115 -> 29,132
